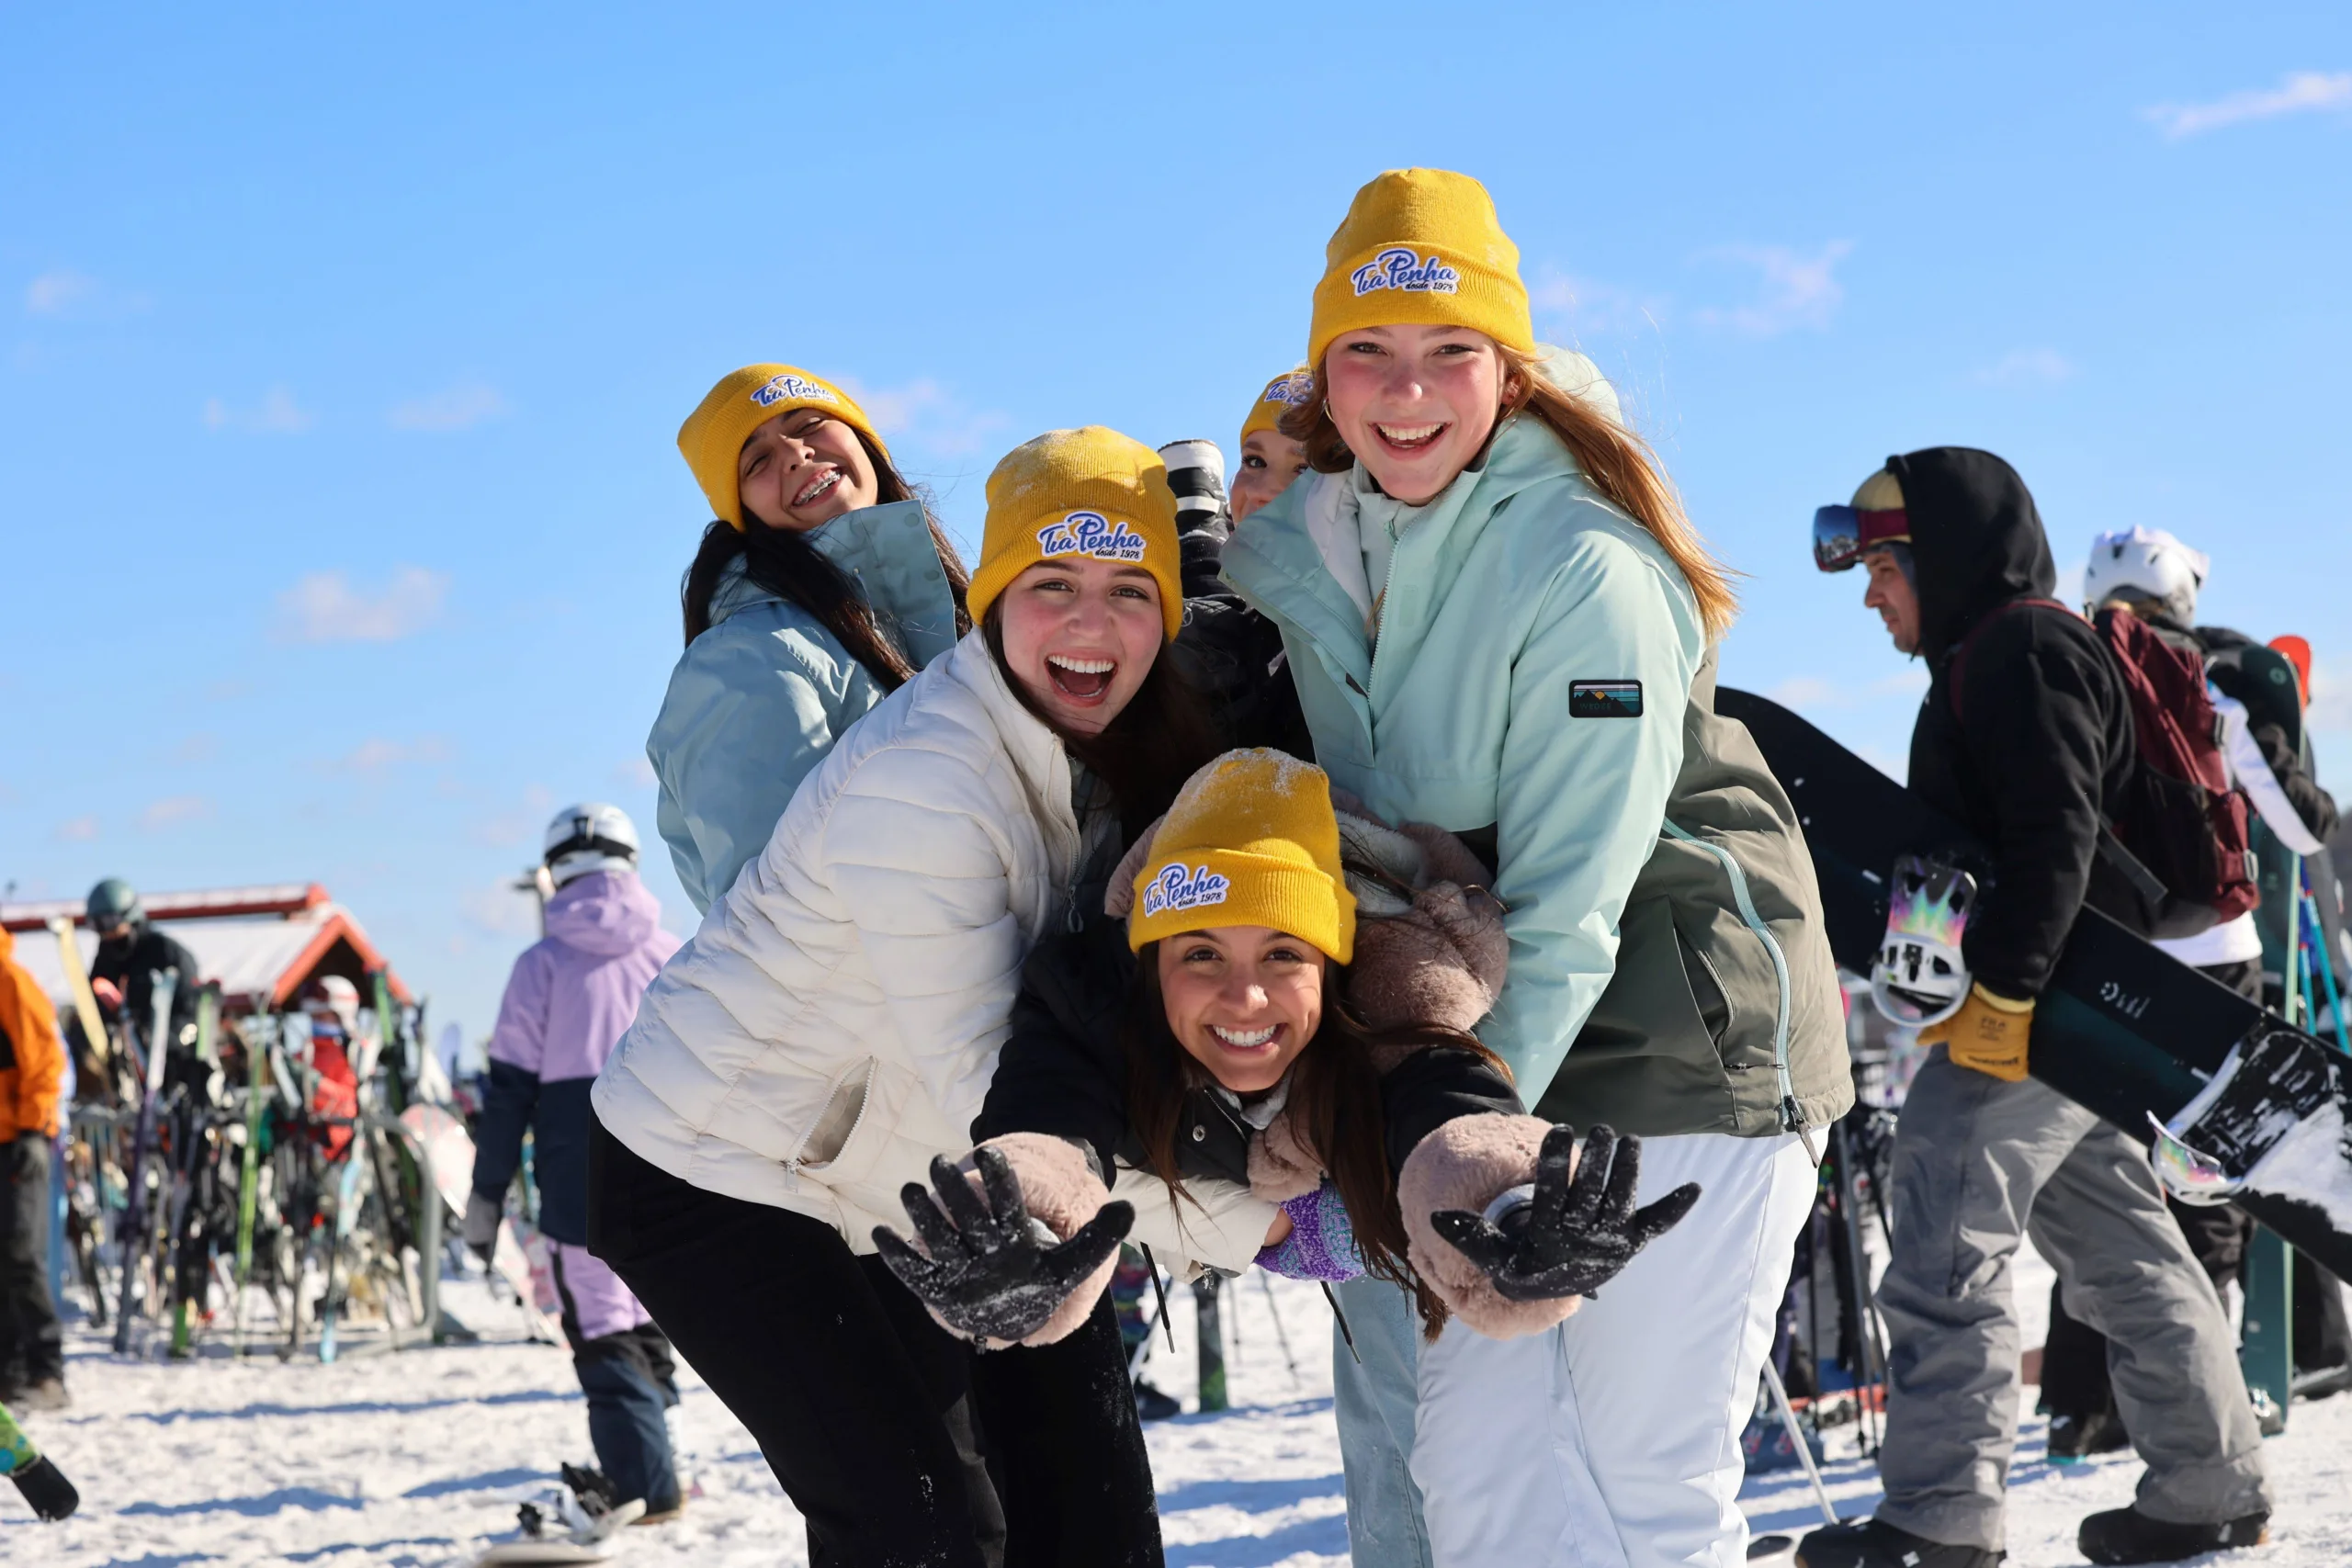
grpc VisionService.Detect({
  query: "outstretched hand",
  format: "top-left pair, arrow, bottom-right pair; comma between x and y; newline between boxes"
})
874,1145 -> 1134,1345
1430,1124 -> 1699,1303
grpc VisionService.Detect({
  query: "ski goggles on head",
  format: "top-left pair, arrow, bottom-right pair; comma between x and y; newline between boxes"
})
1813,505 -> 1912,572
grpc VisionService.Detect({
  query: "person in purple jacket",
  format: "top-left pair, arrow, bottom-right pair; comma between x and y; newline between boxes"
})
471,804 -> 686,1521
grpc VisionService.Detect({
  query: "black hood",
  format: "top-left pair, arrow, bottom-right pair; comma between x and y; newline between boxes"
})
1886,446 -> 2055,662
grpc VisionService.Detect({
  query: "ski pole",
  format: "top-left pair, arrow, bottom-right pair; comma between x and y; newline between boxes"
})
1761,1357 -> 1839,1528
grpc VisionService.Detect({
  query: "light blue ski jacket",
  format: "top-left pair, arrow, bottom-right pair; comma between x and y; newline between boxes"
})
649,500 -> 961,914
1221,412 -> 1704,1100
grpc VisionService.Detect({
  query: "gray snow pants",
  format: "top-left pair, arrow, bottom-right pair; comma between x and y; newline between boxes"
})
1874,1048 -> 2271,1551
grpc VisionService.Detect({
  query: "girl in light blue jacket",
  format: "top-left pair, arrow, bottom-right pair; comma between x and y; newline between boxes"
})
1221,170 -> 1838,1568
652,364 -> 969,913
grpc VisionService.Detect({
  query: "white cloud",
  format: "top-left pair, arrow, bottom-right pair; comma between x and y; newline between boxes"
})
2310,656 -> 2352,737
2146,71 -> 2352,140
1871,668 -> 1932,698
2055,557 -> 2087,610
463,878 -> 544,938
1694,242 -> 1853,337
276,567 -> 449,644
24,270 -> 96,317
389,380 -> 510,433
1974,348 -> 2076,388
838,376 -> 1011,459
329,736 -> 453,773
140,795 -> 212,830
1770,675 -> 1845,710
203,386 -> 316,435
168,733 -> 220,764
1531,267 -> 1673,338
613,756 -> 658,790
53,814 -> 99,842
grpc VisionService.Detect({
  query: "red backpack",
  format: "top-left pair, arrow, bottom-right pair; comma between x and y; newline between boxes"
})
1953,599 -> 2256,939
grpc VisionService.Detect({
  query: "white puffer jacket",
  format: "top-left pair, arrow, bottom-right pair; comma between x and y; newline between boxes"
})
594,632 -> 1081,1252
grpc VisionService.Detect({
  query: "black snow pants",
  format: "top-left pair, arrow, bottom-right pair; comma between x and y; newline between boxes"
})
587,1114 -> 1162,1568
0,1136 -> 62,1387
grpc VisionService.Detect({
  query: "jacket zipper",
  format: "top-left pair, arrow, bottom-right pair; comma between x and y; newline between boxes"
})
1659,821 -> 1817,1165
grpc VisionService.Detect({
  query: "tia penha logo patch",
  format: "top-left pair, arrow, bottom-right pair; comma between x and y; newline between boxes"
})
1570,680 -> 1643,718
751,373 -> 840,409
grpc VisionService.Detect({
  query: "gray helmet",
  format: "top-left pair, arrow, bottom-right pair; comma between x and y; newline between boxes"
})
86,877 -> 144,931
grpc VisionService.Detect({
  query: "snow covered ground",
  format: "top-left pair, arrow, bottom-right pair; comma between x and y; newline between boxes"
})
12,1258 -> 2350,1567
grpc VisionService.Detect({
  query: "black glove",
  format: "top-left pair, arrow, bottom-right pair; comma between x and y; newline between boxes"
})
873,1146 -> 1134,1345
1430,1124 -> 1700,1303
9,1452 -> 81,1522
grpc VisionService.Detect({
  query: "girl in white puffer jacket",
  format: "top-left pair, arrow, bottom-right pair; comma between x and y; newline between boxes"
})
591,425 -> 1221,1568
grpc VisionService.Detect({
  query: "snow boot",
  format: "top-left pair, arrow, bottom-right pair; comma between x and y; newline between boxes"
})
1133,1379 -> 1181,1421
2045,1408 -> 2127,1462
2076,1506 -> 2267,1565
1796,1517 -> 2001,1568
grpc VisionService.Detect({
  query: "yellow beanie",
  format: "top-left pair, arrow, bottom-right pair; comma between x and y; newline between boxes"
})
1240,366 -> 1315,448
1127,749 -> 1356,963
678,364 -> 888,530
967,426 -> 1184,641
1307,169 -> 1534,371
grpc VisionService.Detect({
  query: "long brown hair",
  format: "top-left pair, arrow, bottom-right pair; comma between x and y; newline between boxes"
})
1278,343 -> 1738,641
680,428 -> 974,685
1123,949 -> 1507,1337
979,604 -> 1222,841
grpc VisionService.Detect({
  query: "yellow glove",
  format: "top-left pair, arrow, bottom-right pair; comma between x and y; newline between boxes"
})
1917,983 -> 2034,1082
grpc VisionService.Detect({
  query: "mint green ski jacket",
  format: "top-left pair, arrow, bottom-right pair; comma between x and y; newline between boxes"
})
1222,413 -> 1703,1101
649,500 -> 961,914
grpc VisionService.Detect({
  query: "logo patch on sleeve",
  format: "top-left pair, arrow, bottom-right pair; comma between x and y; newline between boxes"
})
1570,680 -> 1644,718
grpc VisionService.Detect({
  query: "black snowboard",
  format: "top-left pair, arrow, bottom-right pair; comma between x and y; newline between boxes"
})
1717,684 -> 2352,1280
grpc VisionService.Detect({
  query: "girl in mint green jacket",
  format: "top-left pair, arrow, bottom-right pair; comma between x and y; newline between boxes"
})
1222,169 -> 1842,1568
650,364 -> 968,914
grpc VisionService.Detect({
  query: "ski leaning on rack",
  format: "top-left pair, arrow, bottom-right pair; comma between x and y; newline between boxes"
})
113,967 -> 179,1355
1718,685 -> 2352,1280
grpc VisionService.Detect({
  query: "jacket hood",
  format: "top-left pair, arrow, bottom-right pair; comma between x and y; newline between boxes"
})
707,500 -> 961,670
1886,446 -> 2056,662
545,870 -> 666,957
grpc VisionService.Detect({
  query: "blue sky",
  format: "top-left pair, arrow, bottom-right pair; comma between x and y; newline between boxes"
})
6,5 -> 2349,1040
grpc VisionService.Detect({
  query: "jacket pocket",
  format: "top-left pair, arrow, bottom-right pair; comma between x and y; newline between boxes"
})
796,1059 -> 876,1170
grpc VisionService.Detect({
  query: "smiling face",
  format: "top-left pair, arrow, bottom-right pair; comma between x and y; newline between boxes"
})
1322,324 -> 1513,504
1156,926 -> 1329,1094
1862,548 -> 1922,655
1230,431 -> 1311,524
995,555 -> 1164,734
736,409 -> 879,532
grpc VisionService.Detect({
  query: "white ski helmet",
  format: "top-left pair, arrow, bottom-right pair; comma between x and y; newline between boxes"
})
2082,526 -> 2210,623
542,803 -> 639,887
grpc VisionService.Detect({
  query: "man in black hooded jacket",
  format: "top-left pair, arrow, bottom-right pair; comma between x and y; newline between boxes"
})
1798,450 -> 2270,1568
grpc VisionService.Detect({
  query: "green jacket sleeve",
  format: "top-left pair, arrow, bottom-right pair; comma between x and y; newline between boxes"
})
1483,525 -> 1702,1100
650,608 -> 879,915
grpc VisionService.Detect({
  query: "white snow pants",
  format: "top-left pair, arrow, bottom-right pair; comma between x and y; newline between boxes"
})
1409,1130 -> 1815,1568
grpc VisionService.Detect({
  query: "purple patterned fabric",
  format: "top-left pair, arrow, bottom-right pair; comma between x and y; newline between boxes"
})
1254,1180 -> 1364,1282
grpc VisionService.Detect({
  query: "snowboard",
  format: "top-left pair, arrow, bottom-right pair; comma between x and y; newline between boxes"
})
1715,686 -> 2352,1280
0,1402 -> 79,1521
471,1492 -> 644,1564
399,1104 -> 563,1344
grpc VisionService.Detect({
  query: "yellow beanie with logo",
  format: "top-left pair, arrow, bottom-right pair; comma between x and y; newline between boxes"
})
1127,749 -> 1356,963
967,426 -> 1184,641
678,364 -> 888,530
1240,366 -> 1315,447
1307,169 -> 1534,370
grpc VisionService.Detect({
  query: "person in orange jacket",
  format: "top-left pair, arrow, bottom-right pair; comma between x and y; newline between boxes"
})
0,928 -> 66,1412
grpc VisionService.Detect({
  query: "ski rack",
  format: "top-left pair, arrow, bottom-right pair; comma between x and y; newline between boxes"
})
65,1103 -> 443,1359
